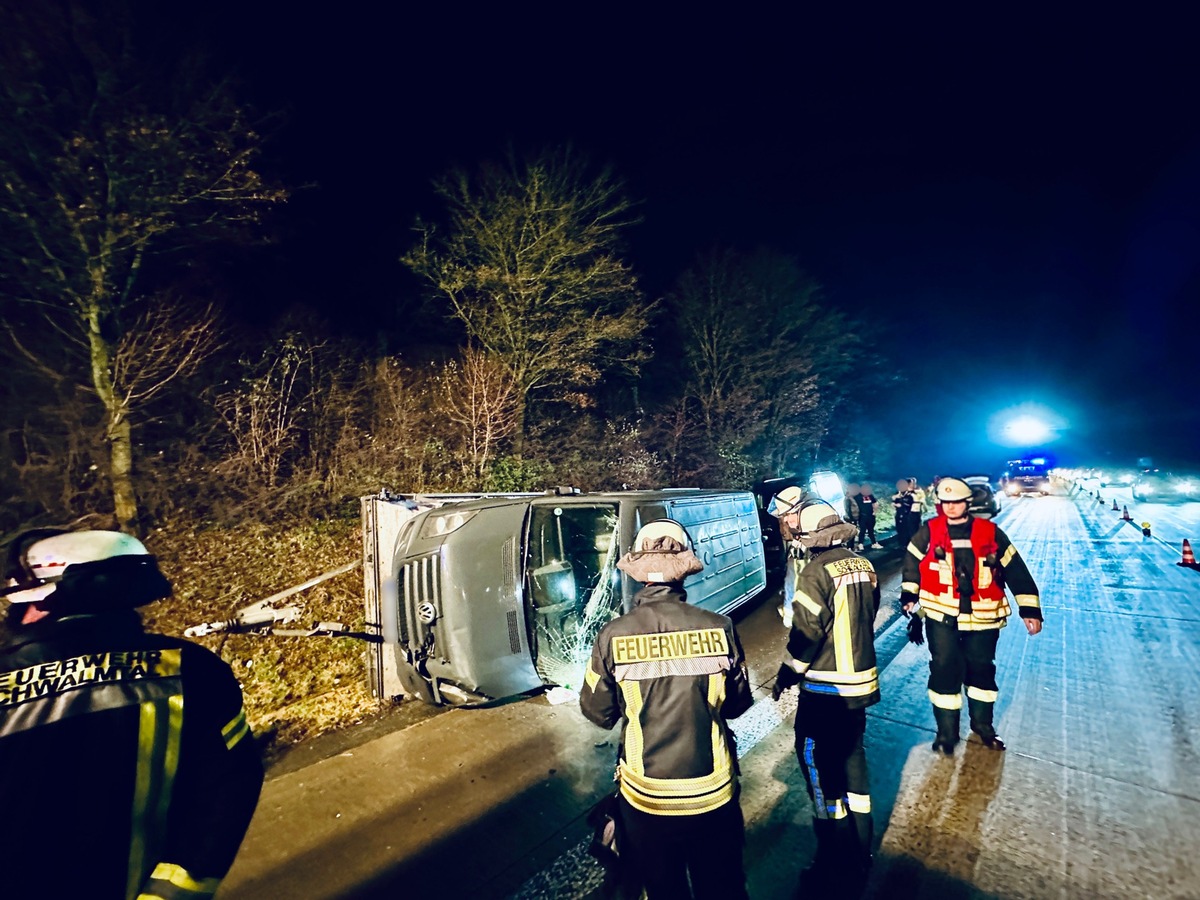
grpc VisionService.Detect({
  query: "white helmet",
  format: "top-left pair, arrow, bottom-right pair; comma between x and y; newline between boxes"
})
796,501 -> 843,534
618,519 -> 704,583
630,519 -> 692,552
3,530 -> 150,604
767,485 -> 807,518
935,477 -> 973,503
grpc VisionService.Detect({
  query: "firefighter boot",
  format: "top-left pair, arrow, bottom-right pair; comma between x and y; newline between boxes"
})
932,706 -> 960,755
969,697 -> 1006,750
839,813 -> 874,897
796,819 -> 840,897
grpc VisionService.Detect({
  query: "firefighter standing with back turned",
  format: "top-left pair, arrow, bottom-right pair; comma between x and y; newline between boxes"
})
770,499 -> 880,897
0,529 -> 263,900
900,477 -> 1043,754
580,519 -> 754,899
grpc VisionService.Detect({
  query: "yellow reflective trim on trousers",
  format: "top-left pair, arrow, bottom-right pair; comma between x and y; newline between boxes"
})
619,680 -> 645,775
966,686 -> 999,703
928,689 -> 962,710
126,695 -> 184,900
847,792 -> 872,814
147,863 -> 221,894
825,798 -> 848,819
221,707 -> 249,750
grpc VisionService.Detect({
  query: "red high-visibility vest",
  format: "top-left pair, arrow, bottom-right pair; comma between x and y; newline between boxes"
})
918,516 -> 1010,620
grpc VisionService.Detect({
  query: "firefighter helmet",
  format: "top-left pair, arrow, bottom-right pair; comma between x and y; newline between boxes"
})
935,477 -> 973,503
631,519 -> 693,553
796,501 -> 843,534
3,530 -> 151,604
618,519 -> 703,583
767,485 -> 807,517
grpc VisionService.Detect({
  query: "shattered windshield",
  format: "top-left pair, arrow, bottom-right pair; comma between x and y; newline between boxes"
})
526,504 -> 622,691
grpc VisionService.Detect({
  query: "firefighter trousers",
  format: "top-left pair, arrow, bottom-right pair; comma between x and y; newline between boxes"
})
794,694 -> 873,871
616,793 -> 748,899
925,618 -> 1001,717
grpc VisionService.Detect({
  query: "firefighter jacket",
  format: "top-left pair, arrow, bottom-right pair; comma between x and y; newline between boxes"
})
783,547 -> 881,708
580,583 -> 753,817
900,514 -> 1041,630
0,610 -> 263,900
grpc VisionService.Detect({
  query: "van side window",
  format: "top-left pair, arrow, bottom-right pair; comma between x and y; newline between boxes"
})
527,504 -> 622,689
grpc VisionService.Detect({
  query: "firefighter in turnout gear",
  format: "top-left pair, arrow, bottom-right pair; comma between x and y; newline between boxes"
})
580,520 -> 754,899
0,529 -> 263,900
900,477 -> 1043,754
771,501 -> 880,896
767,484 -> 815,627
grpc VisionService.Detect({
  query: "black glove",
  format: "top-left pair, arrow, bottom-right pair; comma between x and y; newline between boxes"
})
906,616 -> 924,645
771,663 -> 802,700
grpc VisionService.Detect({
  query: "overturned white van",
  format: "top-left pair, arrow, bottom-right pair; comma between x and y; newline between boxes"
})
361,488 -> 767,706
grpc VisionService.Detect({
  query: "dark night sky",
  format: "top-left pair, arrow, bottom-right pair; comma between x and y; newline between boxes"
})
181,5 -> 1198,477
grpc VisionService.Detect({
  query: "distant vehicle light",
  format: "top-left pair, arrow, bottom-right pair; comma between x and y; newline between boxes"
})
810,472 -> 843,503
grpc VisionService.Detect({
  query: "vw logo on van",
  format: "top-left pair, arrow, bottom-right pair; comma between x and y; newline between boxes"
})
416,602 -> 437,625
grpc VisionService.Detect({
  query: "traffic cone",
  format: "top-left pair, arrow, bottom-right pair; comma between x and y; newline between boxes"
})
1178,539 -> 1199,569
1122,506 -> 1132,522
1112,498 -> 1119,511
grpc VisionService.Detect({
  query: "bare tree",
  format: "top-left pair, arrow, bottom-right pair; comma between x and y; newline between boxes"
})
213,333 -> 320,491
439,346 -> 519,484
668,248 -> 841,481
403,146 -> 649,453
0,3 -> 287,531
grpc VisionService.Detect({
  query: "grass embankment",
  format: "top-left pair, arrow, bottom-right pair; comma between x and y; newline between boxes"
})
142,515 -> 381,755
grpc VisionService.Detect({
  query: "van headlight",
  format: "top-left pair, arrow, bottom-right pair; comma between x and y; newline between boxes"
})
418,509 -> 478,539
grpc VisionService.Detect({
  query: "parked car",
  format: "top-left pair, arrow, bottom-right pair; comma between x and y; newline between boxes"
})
968,481 -> 1002,519
1132,470 -> 1200,503
1098,468 -> 1137,488
963,474 -> 999,492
